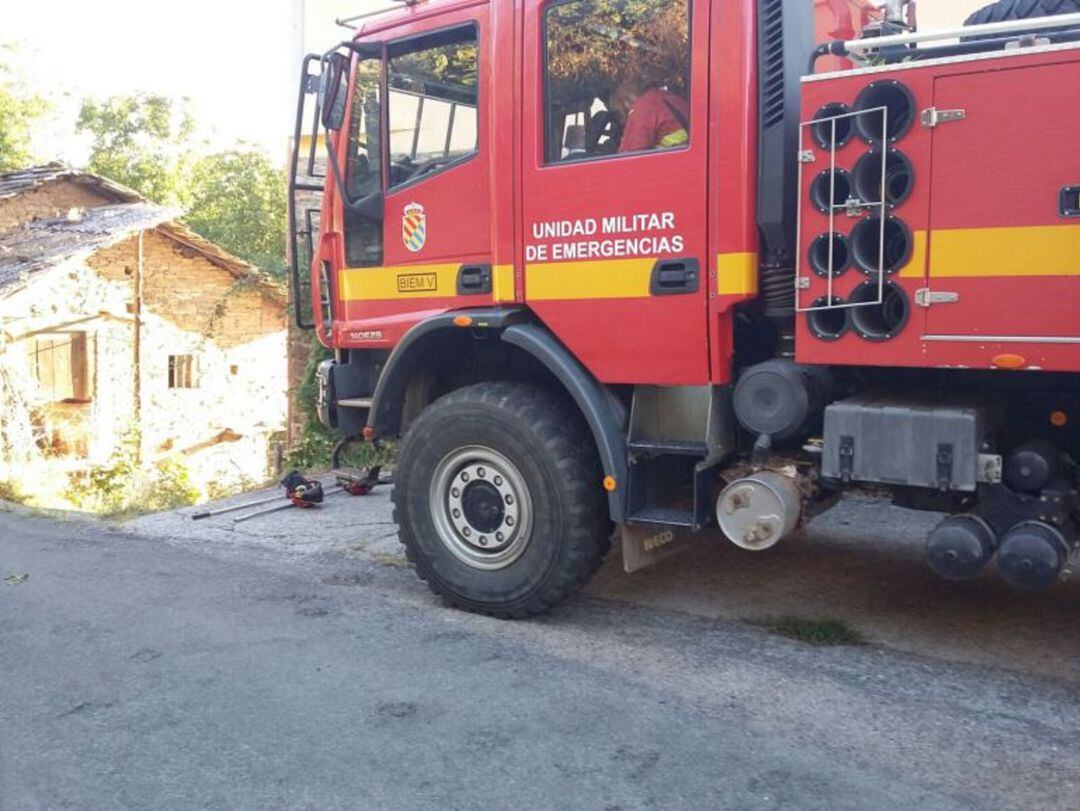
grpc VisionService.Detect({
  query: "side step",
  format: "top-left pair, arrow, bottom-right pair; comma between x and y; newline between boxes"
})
628,439 -> 708,457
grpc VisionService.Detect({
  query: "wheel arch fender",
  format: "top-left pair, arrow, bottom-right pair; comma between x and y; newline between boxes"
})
367,311 -> 629,523
499,323 -> 628,523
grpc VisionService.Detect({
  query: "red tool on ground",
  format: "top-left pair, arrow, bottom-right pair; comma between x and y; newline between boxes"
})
336,466 -> 382,495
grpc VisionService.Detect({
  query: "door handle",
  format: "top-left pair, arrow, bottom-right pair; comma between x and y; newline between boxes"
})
649,258 -> 700,296
1059,186 -> 1080,218
457,264 -> 492,295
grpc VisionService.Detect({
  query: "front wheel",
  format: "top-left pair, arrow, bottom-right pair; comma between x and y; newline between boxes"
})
391,382 -> 611,618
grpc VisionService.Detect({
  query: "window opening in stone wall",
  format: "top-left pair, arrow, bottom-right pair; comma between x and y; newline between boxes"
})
29,332 -> 93,402
168,354 -> 199,389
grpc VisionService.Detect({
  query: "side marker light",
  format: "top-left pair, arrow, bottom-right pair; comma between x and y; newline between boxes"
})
453,315 -> 473,327
992,354 -> 1026,370
1050,410 -> 1068,428
603,476 -> 617,492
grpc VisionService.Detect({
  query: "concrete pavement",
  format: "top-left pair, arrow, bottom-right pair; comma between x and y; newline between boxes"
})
127,484 -> 1080,683
3,508 -> 1080,809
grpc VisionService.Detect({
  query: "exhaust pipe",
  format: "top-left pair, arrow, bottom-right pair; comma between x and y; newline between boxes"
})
926,515 -> 997,581
997,521 -> 1076,592
716,471 -> 802,551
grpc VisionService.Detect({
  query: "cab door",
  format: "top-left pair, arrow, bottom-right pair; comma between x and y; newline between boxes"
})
336,5 -> 495,346
521,0 -> 710,386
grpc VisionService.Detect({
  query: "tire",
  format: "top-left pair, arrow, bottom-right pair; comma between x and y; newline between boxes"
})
391,381 -> 611,618
964,0 -> 1080,30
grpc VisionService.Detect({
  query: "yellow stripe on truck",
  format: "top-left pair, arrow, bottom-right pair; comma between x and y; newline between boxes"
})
339,263 -> 514,302
928,224 -> 1080,278
492,263 -> 515,302
526,258 -> 655,301
717,252 -> 758,296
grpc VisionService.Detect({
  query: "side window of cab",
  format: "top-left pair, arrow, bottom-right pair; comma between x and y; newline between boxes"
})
543,0 -> 691,164
386,26 -> 479,189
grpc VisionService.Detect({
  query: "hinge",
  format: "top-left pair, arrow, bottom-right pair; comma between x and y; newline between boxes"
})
839,435 -> 855,482
937,443 -> 954,491
798,150 -> 816,164
796,276 -> 811,290
977,454 -> 1003,485
915,288 -> 960,307
921,107 -> 966,128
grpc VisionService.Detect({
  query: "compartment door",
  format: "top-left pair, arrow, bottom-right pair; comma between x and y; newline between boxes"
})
925,63 -> 1080,342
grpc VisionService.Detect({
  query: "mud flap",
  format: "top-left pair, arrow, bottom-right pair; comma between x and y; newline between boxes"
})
620,523 -> 699,574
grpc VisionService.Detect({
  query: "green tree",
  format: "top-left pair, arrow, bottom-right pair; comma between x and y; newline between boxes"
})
0,48 -> 44,171
186,148 -> 287,276
76,92 -> 194,204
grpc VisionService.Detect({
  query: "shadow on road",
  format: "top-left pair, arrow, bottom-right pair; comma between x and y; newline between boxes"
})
587,499 -> 1080,683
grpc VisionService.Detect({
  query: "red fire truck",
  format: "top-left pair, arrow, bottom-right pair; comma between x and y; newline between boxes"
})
289,0 -> 1080,617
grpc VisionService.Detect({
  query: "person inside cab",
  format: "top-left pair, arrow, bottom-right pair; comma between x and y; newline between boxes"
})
608,77 -> 689,154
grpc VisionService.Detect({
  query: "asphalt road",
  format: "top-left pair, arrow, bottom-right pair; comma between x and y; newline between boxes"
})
2,508 -> 1079,810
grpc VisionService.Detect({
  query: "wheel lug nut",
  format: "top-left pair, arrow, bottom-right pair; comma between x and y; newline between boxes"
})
479,536 -> 488,546
494,476 -> 503,486
505,495 -> 514,505
506,516 -> 515,527
496,532 -> 504,542
451,488 -> 460,498
461,472 -> 470,482
463,527 -> 471,536
452,509 -> 461,518
477,467 -> 486,478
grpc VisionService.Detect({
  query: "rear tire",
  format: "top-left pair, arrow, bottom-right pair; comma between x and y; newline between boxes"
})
392,382 -> 611,618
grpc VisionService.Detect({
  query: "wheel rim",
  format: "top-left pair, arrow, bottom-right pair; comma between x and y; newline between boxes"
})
429,445 -> 534,570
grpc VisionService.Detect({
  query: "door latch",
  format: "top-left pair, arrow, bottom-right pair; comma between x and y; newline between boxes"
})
915,288 -> 960,307
921,108 -> 966,128
457,264 -> 492,295
649,258 -> 700,296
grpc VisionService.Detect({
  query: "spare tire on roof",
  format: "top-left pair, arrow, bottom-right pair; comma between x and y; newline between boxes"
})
963,0 -> 1080,39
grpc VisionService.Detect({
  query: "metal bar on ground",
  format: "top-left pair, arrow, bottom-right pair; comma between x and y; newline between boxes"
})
232,486 -> 345,524
192,491 -> 288,520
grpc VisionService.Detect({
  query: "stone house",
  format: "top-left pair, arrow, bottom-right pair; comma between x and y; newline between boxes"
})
0,165 -> 287,498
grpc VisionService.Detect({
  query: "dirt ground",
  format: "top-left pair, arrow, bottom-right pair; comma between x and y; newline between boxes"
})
126,486 -> 1080,684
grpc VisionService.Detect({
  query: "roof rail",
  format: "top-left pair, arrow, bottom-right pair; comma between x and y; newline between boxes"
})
845,12 -> 1080,54
336,0 -> 424,29
809,12 -> 1080,72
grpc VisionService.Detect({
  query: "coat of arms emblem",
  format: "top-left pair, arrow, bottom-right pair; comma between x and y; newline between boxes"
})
402,203 -> 427,253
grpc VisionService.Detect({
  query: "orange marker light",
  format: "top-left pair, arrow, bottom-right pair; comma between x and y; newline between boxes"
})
453,315 -> 473,327
362,426 -> 377,441
1050,410 -> 1068,428
992,354 -> 1026,370
602,475 -> 617,492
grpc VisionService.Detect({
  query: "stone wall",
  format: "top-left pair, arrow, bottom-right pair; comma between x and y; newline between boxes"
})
86,230 -> 288,486
1,186 -> 288,494
0,254 -> 137,470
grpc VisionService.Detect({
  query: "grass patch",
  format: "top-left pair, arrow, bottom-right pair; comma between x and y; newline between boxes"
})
371,552 -> 411,569
0,480 -> 27,504
751,615 -> 865,647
